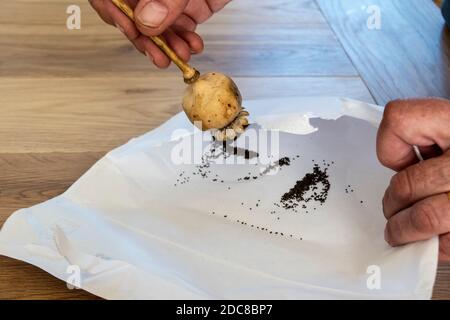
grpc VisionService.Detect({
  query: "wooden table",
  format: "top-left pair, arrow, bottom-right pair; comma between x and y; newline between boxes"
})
0,0 -> 449,299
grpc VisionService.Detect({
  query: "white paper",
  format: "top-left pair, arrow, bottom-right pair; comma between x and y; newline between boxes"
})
0,97 -> 438,299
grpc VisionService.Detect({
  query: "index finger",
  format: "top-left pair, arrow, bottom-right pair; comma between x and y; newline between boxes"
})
376,98 -> 450,171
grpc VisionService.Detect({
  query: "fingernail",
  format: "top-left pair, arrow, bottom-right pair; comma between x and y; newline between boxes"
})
138,1 -> 168,27
145,51 -> 154,64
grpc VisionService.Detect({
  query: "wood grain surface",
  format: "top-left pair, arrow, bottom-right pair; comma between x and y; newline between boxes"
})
317,0 -> 450,105
0,0 -> 449,299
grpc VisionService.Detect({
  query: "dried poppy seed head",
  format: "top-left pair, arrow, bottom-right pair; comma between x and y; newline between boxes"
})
182,72 -> 249,141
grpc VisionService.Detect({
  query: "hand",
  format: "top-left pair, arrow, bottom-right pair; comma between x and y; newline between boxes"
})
89,0 -> 231,68
376,98 -> 450,261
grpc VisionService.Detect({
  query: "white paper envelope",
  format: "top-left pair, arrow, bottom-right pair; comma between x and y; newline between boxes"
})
0,97 -> 438,299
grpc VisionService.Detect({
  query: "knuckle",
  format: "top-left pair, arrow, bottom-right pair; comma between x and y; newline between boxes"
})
390,170 -> 415,204
376,144 -> 392,168
383,100 -> 404,122
376,146 -> 389,167
411,201 -> 441,234
377,100 -> 407,168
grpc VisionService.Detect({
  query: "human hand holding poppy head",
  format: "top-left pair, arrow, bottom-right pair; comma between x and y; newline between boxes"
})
89,0 -> 232,68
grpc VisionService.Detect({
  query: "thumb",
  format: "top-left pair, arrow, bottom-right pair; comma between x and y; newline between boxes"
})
134,0 -> 189,36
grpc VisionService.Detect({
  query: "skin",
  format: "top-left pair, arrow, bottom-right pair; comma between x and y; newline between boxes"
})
376,98 -> 450,261
89,0 -> 232,68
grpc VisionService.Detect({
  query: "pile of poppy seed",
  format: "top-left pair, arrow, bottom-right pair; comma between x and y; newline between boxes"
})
173,142 -> 338,239
279,164 -> 330,211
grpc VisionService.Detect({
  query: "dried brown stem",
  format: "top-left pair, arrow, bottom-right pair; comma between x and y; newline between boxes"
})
111,0 -> 199,84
